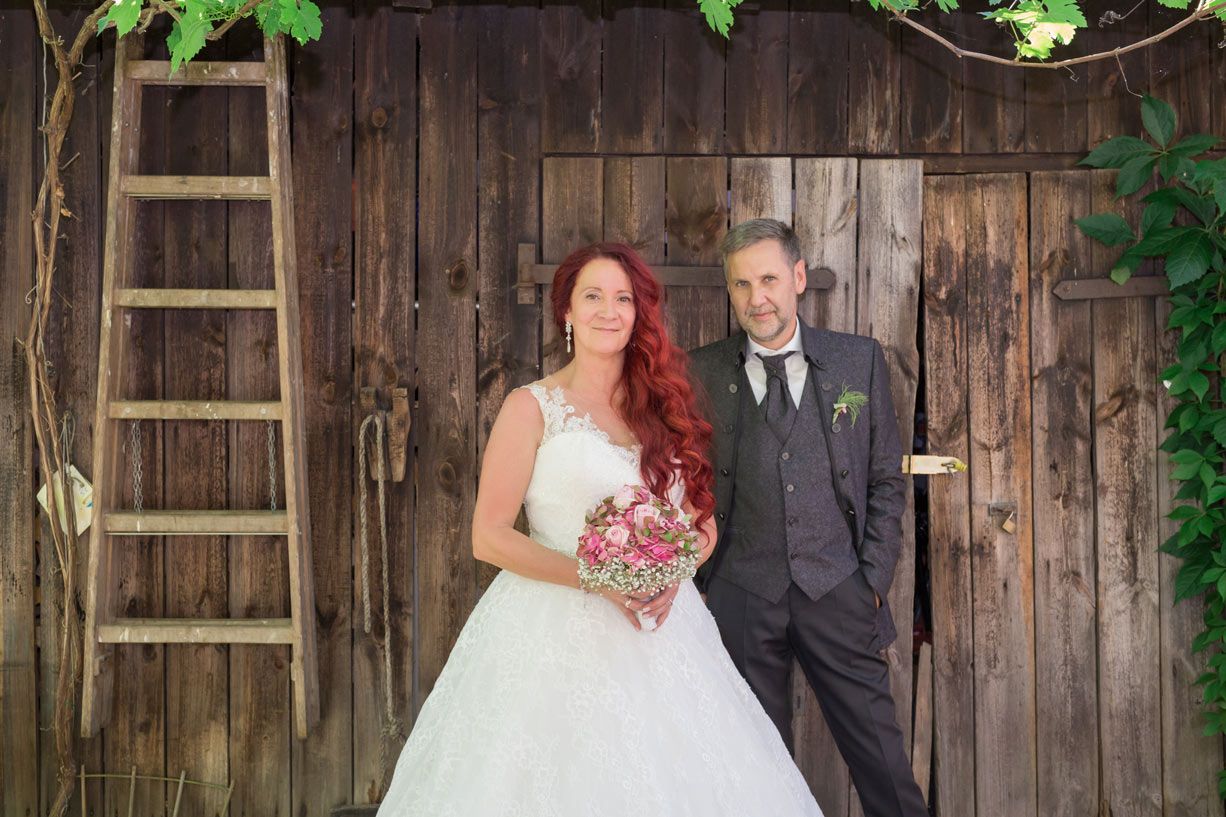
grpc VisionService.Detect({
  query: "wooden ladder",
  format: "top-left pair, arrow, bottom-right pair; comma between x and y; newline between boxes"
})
81,35 -> 319,739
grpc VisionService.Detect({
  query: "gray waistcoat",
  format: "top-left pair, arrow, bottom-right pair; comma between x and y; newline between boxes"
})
713,368 -> 860,604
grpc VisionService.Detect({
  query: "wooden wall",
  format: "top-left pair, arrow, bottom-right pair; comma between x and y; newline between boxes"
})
1,0 -> 1224,815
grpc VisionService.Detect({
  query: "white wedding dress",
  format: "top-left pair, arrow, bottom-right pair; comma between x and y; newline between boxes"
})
375,383 -> 824,817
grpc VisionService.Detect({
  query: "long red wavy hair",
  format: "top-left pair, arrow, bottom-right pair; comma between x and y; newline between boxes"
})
551,243 -> 715,528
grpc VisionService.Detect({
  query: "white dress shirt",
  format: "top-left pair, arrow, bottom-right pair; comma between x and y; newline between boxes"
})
744,321 -> 809,408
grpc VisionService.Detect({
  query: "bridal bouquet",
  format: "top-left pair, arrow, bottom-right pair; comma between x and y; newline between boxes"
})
576,484 -> 701,625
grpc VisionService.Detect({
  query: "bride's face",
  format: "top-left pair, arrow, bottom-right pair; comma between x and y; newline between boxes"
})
566,258 -> 636,357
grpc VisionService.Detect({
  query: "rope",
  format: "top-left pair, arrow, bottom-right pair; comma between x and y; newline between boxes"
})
357,412 -> 398,731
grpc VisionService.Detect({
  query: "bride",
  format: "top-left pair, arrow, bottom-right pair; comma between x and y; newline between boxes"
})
376,243 -> 824,816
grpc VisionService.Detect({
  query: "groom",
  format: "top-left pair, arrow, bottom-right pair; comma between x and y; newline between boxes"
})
690,219 -> 926,817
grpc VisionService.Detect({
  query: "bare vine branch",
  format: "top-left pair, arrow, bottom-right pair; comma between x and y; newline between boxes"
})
876,0 -> 1225,70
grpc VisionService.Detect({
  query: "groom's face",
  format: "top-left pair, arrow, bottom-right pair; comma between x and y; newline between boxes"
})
725,240 -> 807,348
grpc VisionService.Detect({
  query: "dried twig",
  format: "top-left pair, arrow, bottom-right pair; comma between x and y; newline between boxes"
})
876,0 -> 1226,69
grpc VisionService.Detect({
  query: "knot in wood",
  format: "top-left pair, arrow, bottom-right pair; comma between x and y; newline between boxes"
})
447,259 -> 470,292
371,107 -> 389,128
436,459 -> 457,490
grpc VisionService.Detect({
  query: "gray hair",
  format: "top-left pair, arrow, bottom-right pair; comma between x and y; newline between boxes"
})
718,218 -> 802,270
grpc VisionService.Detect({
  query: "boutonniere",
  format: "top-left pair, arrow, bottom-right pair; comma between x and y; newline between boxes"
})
831,385 -> 868,428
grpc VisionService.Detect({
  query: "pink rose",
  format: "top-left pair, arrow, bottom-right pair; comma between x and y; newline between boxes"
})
604,524 -> 631,549
612,485 -> 637,511
633,504 -> 660,528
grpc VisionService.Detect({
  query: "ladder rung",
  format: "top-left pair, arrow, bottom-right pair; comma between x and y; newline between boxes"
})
121,175 -> 272,200
104,510 -> 289,536
109,400 -> 282,421
126,60 -> 268,87
114,288 -> 278,310
97,618 -> 294,644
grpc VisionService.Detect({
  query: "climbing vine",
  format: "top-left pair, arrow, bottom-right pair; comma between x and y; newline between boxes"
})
1077,95 -> 1226,795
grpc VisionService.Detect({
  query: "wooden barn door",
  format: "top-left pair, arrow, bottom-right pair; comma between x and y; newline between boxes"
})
921,171 -> 1223,817
537,156 -> 923,815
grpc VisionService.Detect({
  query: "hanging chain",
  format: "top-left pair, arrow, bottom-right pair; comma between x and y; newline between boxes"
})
266,420 -> 278,511
129,419 -> 143,513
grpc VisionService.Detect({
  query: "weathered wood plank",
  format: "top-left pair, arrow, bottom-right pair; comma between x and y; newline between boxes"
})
353,1 -> 417,801
662,0 -> 724,153
1082,0 -> 1145,149
966,173 -> 1036,817
542,158 -> 604,375
226,29 -> 290,817
855,158 -> 922,770
662,157 -> 727,353
1024,68 -> 1087,153
921,174 -> 975,817
1028,171 -> 1098,815
961,18 -> 1024,153
847,1 -> 899,153
161,35 -> 230,815
604,156 -> 665,264
794,158 -> 857,333
793,157 -> 859,815
600,0 -> 663,153
1090,169 -> 1161,817
1149,0 -> 1215,137
541,0 -> 601,153
911,641 -> 934,802
417,1 -> 479,713
1,9 -> 39,816
787,0 -> 850,154
725,0 -> 789,154
899,5 -> 962,153
290,11 -> 356,816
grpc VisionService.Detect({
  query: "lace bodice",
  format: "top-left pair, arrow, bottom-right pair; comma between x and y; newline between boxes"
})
522,383 -> 683,557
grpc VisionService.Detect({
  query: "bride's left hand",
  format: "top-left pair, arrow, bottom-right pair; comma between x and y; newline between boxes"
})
628,583 -> 680,628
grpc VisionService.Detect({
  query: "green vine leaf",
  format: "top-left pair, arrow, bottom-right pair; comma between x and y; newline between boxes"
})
698,0 -> 740,36
1081,135 -> 1154,169
1117,154 -> 1157,197
1142,95 -> 1177,148
98,0 -> 143,36
1166,231 -> 1215,288
1075,213 -> 1134,246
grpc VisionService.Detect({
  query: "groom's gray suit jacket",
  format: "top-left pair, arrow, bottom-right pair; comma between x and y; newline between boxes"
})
689,319 -> 906,649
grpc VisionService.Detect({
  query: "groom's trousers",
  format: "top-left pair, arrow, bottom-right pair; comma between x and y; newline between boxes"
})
706,569 -> 928,817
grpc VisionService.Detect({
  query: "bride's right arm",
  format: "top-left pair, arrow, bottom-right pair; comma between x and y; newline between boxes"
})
471,388 -> 584,590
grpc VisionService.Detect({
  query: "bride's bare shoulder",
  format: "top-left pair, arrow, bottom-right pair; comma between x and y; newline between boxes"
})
495,384 -> 547,436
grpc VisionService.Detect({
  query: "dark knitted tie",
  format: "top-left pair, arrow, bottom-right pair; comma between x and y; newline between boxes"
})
757,351 -> 796,442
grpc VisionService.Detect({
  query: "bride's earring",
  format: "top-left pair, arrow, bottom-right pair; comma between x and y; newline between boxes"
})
565,320 -> 573,354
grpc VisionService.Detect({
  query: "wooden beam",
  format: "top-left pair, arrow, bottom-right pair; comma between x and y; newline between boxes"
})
1054,276 -> 1169,300
515,242 -> 836,304
104,510 -> 288,536
121,175 -> 272,200
126,60 -> 267,87
108,400 -> 282,421
97,618 -> 294,644
114,288 -> 277,309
